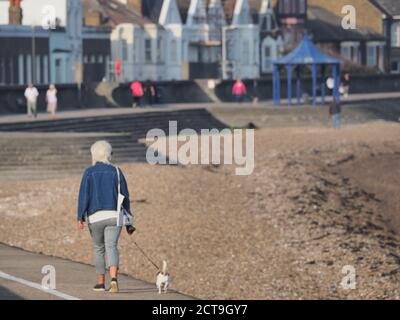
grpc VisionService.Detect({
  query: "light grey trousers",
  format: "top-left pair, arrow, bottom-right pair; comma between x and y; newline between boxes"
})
88,218 -> 122,275
27,100 -> 37,117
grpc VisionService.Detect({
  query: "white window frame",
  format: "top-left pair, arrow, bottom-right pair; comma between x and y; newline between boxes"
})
145,38 -> 152,63
391,22 -> 400,48
340,41 -> 360,64
391,59 -> 400,73
367,41 -> 385,71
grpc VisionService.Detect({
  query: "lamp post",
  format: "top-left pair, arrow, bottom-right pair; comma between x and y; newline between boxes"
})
31,23 -> 36,84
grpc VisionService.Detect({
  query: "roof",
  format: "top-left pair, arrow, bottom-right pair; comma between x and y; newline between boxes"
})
274,35 -> 340,65
223,0 -> 262,24
142,0 -> 164,22
83,0 -> 154,27
307,5 -> 386,42
174,0 -> 266,24
369,0 -> 400,17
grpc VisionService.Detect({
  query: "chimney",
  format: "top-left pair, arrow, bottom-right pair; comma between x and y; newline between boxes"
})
9,0 -> 23,25
127,0 -> 142,14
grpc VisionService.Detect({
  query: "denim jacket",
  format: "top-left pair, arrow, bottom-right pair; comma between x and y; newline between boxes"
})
77,162 -> 130,221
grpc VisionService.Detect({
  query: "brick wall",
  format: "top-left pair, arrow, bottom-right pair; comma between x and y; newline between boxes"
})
127,0 -> 142,13
308,0 -> 383,34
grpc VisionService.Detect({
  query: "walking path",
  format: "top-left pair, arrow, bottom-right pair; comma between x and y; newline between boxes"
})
0,91 -> 399,125
0,243 -> 194,300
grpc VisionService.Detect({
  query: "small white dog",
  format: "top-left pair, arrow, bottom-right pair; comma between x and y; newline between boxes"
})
156,261 -> 170,294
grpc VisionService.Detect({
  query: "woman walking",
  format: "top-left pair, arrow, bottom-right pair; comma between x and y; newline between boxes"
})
232,79 -> 247,103
77,140 -> 133,293
46,84 -> 58,120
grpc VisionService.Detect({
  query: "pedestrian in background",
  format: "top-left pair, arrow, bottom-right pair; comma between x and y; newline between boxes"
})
326,76 -> 334,96
329,97 -> 342,129
232,79 -> 247,103
130,80 -> 144,108
144,80 -> 156,107
24,83 -> 39,118
342,73 -> 351,98
46,84 -> 58,120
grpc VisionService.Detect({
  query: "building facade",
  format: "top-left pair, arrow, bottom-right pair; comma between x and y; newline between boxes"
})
0,0 -> 85,85
0,0 -> 394,86
369,0 -> 400,73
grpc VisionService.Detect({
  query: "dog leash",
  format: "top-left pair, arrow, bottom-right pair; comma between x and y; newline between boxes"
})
133,240 -> 160,271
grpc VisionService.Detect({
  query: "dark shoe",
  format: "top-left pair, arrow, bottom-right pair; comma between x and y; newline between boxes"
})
126,225 -> 136,235
109,278 -> 119,293
93,283 -> 106,292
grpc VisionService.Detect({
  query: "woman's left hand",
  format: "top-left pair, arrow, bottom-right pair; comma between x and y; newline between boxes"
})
77,220 -> 85,230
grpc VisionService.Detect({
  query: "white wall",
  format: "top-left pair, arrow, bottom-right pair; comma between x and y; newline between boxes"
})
0,0 -> 67,26
111,23 -> 183,82
222,25 -> 260,80
0,0 -> 8,24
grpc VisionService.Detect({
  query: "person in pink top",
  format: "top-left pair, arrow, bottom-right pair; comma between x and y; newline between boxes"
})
130,80 -> 144,108
232,79 -> 247,103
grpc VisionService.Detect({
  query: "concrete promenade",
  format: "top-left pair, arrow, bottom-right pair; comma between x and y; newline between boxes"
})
0,91 -> 399,124
0,243 -> 194,300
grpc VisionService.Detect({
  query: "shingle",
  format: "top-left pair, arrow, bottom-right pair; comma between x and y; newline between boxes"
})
83,0 -> 154,27
370,0 -> 400,16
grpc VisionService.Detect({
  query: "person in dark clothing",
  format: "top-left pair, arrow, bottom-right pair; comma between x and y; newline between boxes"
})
144,80 -> 156,106
342,73 -> 350,98
329,97 -> 342,129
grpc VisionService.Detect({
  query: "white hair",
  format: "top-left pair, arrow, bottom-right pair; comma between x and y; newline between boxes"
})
91,140 -> 112,165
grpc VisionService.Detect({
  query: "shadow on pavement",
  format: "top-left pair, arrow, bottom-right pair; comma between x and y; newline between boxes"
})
0,285 -> 24,300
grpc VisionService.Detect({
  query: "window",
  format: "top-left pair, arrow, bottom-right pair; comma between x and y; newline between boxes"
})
55,58 -> 62,83
391,22 -> 400,47
284,0 -> 290,14
391,60 -> 400,73
242,40 -> 250,64
264,46 -> 272,70
145,39 -> 152,63
170,39 -> 177,63
36,55 -> 41,84
262,37 -> 276,73
366,43 -> 383,70
278,0 -> 306,16
367,46 -> 376,66
265,47 -> 271,59
254,40 -> 258,63
26,55 -> 32,83
122,40 -> 128,61
341,46 -> 350,60
18,54 -> 24,85
98,55 -> 104,64
299,0 -> 306,14
340,42 -> 360,63
43,55 -> 49,84
157,38 -> 164,63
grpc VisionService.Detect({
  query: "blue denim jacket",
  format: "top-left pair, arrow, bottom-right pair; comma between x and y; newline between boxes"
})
77,162 -> 130,221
